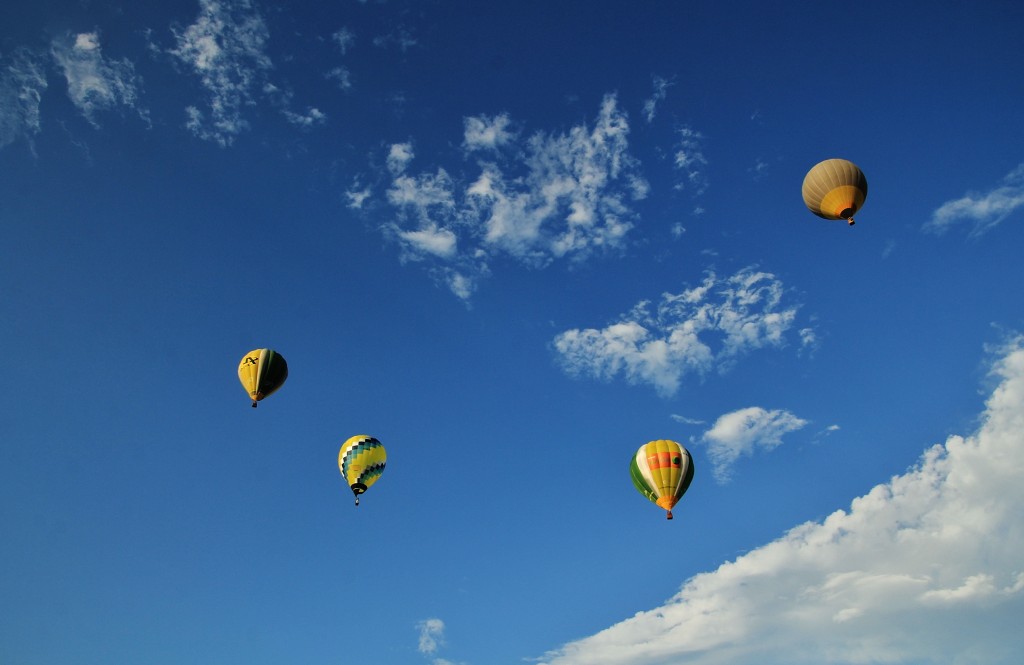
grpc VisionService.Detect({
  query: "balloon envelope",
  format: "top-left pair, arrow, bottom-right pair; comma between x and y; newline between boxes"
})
630,439 -> 694,520
801,158 -> 867,225
237,348 -> 288,407
338,435 -> 386,505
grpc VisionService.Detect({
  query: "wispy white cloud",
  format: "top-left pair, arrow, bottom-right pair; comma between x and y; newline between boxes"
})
0,47 -> 48,150
50,32 -> 146,127
417,618 -> 445,655
332,27 -> 355,55
324,28 -> 355,91
698,406 -> 808,482
670,414 -> 705,426
376,94 -> 648,300
642,75 -> 672,123
346,183 -> 371,209
168,0 -> 272,145
673,125 -> 707,195
924,163 -> 1024,236
798,326 -> 819,354
553,267 -> 809,397
539,337 -> 1024,665
373,26 -> 417,52
325,66 -> 352,91
282,106 -> 326,127
463,113 -> 514,152
387,141 -> 415,174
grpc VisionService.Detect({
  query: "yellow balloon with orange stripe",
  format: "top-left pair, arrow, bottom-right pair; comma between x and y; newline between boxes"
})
629,440 -> 695,520
802,158 -> 868,226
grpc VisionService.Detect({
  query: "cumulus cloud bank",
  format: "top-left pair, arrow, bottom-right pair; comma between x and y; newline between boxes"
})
924,164 -> 1024,236
379,94 -> 648,300
539,337 -> 1024,665
553,268 -> 808,396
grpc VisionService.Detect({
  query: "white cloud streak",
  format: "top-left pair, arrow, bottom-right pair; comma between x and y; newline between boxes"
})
553,268 -> 808,397
673,125 -> 707,195
50,32 -> 145,126
282,106 -> 326,127
325,66 -> 352,91
332,27 -> 355,55
642,75 -> 672,123
379,94 -> 648,300
925,163 -> 1024,236
168,0 -> 272,146
670,414 -> 705,426
699,406 -> 808,482
463,113 -> 514,152
0,47 -> 48,150
539,336 -> 1024,665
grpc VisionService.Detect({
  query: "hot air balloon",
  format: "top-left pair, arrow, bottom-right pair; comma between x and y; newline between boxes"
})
802,158 -> 867,226
237,348 -> 288,408
338,435 -> 386,506
630,439 -> 694,520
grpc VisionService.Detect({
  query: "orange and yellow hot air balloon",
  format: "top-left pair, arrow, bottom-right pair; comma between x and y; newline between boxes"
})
802,158 -> 868,226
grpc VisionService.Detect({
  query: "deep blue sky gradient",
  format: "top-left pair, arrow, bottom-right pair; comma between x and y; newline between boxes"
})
2,2 -> 1023,664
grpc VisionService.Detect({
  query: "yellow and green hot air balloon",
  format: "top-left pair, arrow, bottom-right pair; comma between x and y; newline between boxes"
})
630,439 -> 694,520
801,158 -> 868,226
237,348 -> 288,408
339,435 -> 387,506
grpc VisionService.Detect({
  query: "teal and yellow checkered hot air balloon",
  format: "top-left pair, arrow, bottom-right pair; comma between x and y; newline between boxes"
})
629,439 -> 694,520
338,435 -> 387,506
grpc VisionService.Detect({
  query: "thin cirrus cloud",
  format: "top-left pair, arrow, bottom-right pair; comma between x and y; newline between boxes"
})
539,337 -> 1024,665
50,32 -> 146,127
373,94 -> 649,300
924,163 -> 1024,237
0,47 -> 47,150
698,406 -> 808,482
553,267 -> 810,397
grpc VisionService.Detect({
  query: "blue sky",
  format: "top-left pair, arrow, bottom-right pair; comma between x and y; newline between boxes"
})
2,1 -> 1023,664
